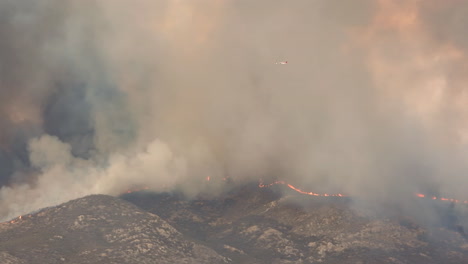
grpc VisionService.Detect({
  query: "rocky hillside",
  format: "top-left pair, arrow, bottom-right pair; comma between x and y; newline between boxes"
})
0,195 -> 228,264
123,184 -> 468,264
0,185 -> 467,264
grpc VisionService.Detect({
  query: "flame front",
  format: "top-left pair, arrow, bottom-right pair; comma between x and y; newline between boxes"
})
258,180 -> 345,197
124,178 -> 468,204
260,180 -> 468,204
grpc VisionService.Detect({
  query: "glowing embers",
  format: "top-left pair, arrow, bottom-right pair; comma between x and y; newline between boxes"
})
9,216 -> 21,224
7,214 -> 33,224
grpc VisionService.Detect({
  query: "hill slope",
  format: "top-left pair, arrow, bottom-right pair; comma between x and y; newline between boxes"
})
123,185 -> 468,264
0,185 -> 467,264
0,195 -> 227,264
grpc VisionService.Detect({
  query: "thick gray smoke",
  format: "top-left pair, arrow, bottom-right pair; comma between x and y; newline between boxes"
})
0,0 -> 467,221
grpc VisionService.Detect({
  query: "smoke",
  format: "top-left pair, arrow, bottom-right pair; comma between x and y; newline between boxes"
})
0,0 -> 467,221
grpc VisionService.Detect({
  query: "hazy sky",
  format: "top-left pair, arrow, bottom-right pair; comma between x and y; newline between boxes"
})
0,0 -> 467,220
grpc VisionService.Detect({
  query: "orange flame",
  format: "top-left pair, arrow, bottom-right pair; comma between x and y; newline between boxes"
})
261,180 -> 468,204
258,180 -> 346,197
6,178 -> 468,224
125,186 -> 150,194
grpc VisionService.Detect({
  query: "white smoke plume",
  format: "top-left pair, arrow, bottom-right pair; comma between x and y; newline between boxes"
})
0,0 -> 468,221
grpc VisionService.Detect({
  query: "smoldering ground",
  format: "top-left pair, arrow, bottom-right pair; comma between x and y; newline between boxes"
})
0,0 -> 467,225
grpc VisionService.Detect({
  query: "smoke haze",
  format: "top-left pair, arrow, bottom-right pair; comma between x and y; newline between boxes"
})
0,0 -> 468,221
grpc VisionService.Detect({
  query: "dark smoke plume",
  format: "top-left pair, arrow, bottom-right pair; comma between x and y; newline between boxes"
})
0,0 -> 467,223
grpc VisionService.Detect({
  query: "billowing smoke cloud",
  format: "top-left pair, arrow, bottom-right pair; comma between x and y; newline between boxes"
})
0,0 -> 467,221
